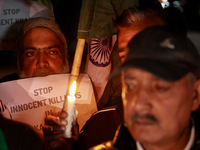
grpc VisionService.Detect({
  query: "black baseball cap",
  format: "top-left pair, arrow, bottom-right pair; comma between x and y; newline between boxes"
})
110,26 -> 200,81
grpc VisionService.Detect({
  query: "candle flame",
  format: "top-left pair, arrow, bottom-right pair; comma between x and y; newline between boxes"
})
69,81 -> 77,96
67,81 -> 77,103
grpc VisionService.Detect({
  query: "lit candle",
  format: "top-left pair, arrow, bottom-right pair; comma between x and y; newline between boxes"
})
63,81 -> 77,138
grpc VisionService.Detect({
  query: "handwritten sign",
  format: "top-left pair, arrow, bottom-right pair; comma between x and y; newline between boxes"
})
0,73 -> 97,134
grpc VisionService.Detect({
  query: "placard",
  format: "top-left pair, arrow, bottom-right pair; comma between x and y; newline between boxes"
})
0,73 -> 97,134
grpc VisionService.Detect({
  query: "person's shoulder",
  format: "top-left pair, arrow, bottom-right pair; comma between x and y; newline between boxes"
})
84,105 -> 118,126
79,105 -> 120,149
80,105 -> 117,132
83,102 -> 123,127
87,125 -> 136,150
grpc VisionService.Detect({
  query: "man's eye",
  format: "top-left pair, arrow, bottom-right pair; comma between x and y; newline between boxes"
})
155,85 -> 170,92
127,84 -> 134,90
126,83 -> 136,91
49,50 -> 59,55
25,51 -> 36,57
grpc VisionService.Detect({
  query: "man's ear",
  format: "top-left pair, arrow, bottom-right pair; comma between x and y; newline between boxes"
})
192,79 -> 200,111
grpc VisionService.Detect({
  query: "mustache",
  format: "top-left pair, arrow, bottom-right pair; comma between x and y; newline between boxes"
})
33,69 -> 55,77
131,112 -> 158,123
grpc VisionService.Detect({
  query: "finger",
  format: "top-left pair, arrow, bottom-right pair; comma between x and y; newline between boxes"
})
52,110 -> 68,118
52,110 -> 62,116
59,111 -> 68,119
45,111 -> 68,125
45,115 -> 60,125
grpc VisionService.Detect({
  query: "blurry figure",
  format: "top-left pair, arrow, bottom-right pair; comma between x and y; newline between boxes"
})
97,0 -> 188,109
96,0 -> 164,109
0,114 -> 50,150
80,3 -> 189,149
91,25 -> 200,150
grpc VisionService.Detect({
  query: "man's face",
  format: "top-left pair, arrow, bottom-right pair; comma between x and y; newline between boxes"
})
118,27 -> 138,62
118,17 -> 165,62
19,27 -> 68,78
122,68 -> 199,147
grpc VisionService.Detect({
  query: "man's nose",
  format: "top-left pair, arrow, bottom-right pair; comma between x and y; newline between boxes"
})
36,52 -> 49,68
133,89 -> 152,113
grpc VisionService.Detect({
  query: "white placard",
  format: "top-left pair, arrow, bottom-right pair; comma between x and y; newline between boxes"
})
0,73 -> 97,134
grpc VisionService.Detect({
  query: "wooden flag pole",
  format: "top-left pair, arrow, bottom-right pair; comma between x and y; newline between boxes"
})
63,38 -> 85,138
63,38 -> 86,112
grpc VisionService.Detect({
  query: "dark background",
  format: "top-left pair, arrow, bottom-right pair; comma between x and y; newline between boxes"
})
0,0 -> 200,79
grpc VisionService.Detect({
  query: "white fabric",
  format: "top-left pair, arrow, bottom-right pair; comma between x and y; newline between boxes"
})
85,35 -> 117,102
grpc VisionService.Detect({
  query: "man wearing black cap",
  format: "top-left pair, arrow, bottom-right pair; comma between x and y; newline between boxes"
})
91,25 -> 200,150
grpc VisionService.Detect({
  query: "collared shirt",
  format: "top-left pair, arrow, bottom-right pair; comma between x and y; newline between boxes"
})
136,125 -> 195,150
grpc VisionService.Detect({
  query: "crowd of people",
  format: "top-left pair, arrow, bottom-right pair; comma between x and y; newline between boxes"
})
0,0 -> 200,150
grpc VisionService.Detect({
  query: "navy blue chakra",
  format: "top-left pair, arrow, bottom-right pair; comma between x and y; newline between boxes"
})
89,37 -> 112,67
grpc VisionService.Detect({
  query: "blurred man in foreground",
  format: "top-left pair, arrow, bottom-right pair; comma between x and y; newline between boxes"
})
91,26 -> 200,149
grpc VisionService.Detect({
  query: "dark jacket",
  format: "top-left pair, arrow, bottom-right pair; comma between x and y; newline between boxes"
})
78,101 -> 123,150
89,124 -> 137,150
90,122 -> 200,150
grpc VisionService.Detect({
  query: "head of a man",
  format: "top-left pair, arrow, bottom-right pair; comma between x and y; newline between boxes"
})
16,17 -> 69,78
112,26 -> 200,149
116,7 -> 165,62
